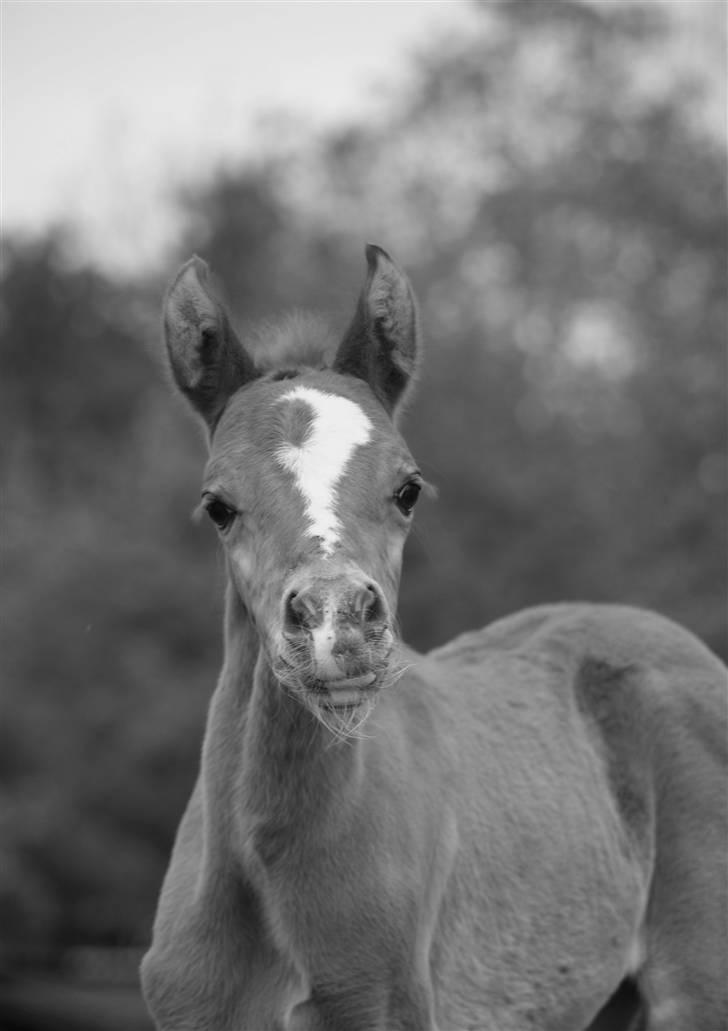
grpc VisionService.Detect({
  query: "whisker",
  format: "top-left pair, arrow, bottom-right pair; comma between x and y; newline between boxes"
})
270,630 -> 416,745
320,695 -> 376,748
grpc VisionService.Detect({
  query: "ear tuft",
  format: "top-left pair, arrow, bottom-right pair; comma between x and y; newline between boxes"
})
334,245 -> 420,418
163,257 -> 256,431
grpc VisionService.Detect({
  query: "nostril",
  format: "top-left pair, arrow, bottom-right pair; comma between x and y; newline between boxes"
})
284,586 -> 321,633
284,589 -> 305,633
357,583 -> 385,624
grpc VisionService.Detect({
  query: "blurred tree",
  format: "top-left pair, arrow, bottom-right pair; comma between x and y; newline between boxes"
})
1,236 -> 221,958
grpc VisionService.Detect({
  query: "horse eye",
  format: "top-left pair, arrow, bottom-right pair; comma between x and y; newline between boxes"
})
204,497 -> 235,531
395,481 -> 421,516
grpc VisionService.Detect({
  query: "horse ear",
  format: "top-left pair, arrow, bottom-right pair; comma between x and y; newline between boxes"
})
334,244 -> 420,418
163,256 -> 257,431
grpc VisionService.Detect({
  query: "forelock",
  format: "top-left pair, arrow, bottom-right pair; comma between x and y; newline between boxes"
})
247,312 -> 338,375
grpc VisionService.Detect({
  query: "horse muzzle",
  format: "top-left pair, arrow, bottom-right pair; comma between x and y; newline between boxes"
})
277,569 -> 394,705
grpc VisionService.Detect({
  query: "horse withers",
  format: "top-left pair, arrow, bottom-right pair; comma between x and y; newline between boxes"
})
141,245 -> 727,1030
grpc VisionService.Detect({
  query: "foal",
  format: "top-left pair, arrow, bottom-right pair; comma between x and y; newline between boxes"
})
141,246 -> 727,1030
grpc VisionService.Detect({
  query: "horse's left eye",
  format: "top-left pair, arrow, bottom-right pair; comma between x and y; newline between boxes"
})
204,497 -> 235,531
395,481 -> 421,516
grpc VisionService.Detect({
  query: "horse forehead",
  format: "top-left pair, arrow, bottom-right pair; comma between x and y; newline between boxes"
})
219,379 -> 384,454
276,383 -> 374,451
210,377 -> 404,484
274,385 -> 375,496
272,386 -> 377,554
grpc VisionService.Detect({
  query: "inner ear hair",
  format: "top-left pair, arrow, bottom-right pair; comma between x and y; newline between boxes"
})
163,257 -> 257,431
334,244 -> 421,419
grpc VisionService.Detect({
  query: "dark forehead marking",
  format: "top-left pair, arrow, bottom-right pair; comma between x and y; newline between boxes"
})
280,396 -> 314,449
209,369 -> 412,473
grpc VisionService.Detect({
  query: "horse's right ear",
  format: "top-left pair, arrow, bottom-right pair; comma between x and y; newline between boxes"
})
163,257 -> 257,431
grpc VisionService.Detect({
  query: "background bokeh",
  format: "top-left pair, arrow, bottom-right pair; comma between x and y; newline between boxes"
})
1,1 -> 726,1027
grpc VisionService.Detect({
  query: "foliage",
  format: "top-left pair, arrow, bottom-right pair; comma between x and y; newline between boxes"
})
1,0 -> 725,957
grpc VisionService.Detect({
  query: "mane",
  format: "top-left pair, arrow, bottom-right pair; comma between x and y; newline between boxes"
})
247,311 -> 339,376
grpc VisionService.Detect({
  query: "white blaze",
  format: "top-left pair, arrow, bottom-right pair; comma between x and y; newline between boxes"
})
276,386 -> 372,554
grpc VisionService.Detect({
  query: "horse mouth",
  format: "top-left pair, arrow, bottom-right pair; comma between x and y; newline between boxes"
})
273,650 -> 400,737
275,626 -> 395,704
317,672 -> 378,709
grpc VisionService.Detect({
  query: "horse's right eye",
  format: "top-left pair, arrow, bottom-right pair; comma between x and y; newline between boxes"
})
394,480 -> 421,516
204,497 -> 235,531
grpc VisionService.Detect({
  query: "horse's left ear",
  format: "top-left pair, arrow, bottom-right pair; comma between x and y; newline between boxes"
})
163,256 -> 257,432
334,244 -> 420,418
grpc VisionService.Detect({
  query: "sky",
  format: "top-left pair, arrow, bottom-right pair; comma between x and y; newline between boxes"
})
2,1 -> 724,271
2,1 -> 478,268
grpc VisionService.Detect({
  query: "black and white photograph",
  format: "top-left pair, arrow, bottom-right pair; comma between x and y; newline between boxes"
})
2,2 -> 726,1029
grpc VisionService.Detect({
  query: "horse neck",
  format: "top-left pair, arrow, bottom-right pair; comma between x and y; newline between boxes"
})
200,581 -> 365,866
